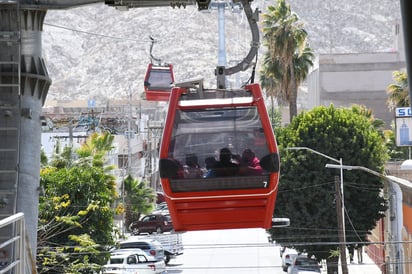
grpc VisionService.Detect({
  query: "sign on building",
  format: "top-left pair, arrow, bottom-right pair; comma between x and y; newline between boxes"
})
88,99 -> 96,108
395,107 -> 412,146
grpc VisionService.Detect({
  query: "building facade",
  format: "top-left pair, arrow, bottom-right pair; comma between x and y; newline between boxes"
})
305,22 -> 406,129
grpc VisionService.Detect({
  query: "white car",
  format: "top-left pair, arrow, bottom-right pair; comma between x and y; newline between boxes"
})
152,202 -> 169,215
118,238 -> 165,262
287,256 -> 321,274
281,247 -> 299,272
101,249 -> 166,274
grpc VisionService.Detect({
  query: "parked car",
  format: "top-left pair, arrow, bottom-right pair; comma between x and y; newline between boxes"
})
129,214 -> 173,235
156,192 -> 166,204
101,249 -> 166,274
287,256 -> 321,274
152,202 -> 169,215
118,238 -> 165,262
281,247 -> 299,272
132,232 -> 184,265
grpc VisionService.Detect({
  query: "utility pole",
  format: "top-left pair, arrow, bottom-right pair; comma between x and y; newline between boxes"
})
326,164 -> 405,274
127,88 -> 132,175
287,147 -> 348,273
335,176 -> 348,274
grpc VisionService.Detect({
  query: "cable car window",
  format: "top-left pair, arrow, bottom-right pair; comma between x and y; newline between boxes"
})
145,69 -> 173,90
165,106 -> 271,192
110,258 -> 123,264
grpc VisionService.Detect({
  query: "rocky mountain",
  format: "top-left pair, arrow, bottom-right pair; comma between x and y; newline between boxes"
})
42,0 -> 402,104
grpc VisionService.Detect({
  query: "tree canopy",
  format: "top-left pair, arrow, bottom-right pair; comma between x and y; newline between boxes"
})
386,70 -> 409,110
269,105 -> 388,271
385,70 -> 410,160
123,175 -> 156,230
37,132 -> 118,273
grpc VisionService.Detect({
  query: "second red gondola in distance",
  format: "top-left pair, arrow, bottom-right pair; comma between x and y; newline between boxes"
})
144,63 -> 175,101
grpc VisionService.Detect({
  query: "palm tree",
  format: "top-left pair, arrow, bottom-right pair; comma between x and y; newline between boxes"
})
76,131 -> 115,166
260,0 -> 314,122
386,70 -> 409,110
123,175 -> 155,230
260,53 -> 283,125
293,46 -> 314,87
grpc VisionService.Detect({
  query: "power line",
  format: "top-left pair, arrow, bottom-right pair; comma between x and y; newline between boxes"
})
44,22 -> 148,43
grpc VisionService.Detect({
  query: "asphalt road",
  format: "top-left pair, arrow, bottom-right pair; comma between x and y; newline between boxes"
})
164,228 -> 383,274
166,228 -> 284,274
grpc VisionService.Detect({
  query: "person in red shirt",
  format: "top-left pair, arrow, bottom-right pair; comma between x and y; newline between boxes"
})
240,148 -> 263,176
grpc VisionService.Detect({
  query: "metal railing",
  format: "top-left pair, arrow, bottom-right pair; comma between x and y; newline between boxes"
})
0,213 -> 37,274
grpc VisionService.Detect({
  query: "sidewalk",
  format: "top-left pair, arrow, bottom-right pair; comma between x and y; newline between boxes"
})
319,249 -> 382,274
348,252 -> 382,274
345,250 -> 382,274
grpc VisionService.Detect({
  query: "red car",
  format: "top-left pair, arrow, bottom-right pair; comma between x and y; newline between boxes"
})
129,214 -> 173,235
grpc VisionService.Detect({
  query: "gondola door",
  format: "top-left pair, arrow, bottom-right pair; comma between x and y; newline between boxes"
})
159,83 -> 280,232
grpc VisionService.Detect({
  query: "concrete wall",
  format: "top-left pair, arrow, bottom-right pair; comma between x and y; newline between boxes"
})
305,21 -> 407,129
306,51 -> 406,128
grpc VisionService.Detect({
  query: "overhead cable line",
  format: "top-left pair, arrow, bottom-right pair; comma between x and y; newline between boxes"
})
44,22 -> 148,43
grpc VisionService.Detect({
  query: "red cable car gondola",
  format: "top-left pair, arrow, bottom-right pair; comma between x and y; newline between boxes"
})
159,82 -> 280,232
144,36 -> 175,101
144,63 -> 175,101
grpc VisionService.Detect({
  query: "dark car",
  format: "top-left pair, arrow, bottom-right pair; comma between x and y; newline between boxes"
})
129,214 -> 173,235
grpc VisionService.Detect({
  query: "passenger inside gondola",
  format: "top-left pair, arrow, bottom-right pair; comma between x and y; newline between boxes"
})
239,148 -> 263,176
204,156 -> 217,178
184,153 -> 202,179
212,148 -> 240,177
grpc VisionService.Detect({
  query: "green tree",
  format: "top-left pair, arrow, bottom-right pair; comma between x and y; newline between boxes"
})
270,105 -> 388,273
41,148 -> 48,167
384,127 -> 409,160
350,104 -> 386,136
386,70 -> 409,110
385,71 -> 410,159
122,175 -> 155,231
37,131 -> 118,273
260,0 -> 314,122
49,141 -> 75,169
266,105 -> 282,133
76,131 -> 115,167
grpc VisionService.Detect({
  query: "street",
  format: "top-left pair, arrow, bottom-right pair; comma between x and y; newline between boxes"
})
166,228 -> 283,273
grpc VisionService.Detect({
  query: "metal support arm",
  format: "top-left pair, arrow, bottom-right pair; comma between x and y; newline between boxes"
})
224,0 -> 259,76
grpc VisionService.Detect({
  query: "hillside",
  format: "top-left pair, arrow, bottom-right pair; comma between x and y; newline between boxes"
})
42,0 -> 402,103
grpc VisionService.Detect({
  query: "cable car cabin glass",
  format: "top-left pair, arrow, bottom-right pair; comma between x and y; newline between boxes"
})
159,83 -> 280,232
144,64 -> 174,101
